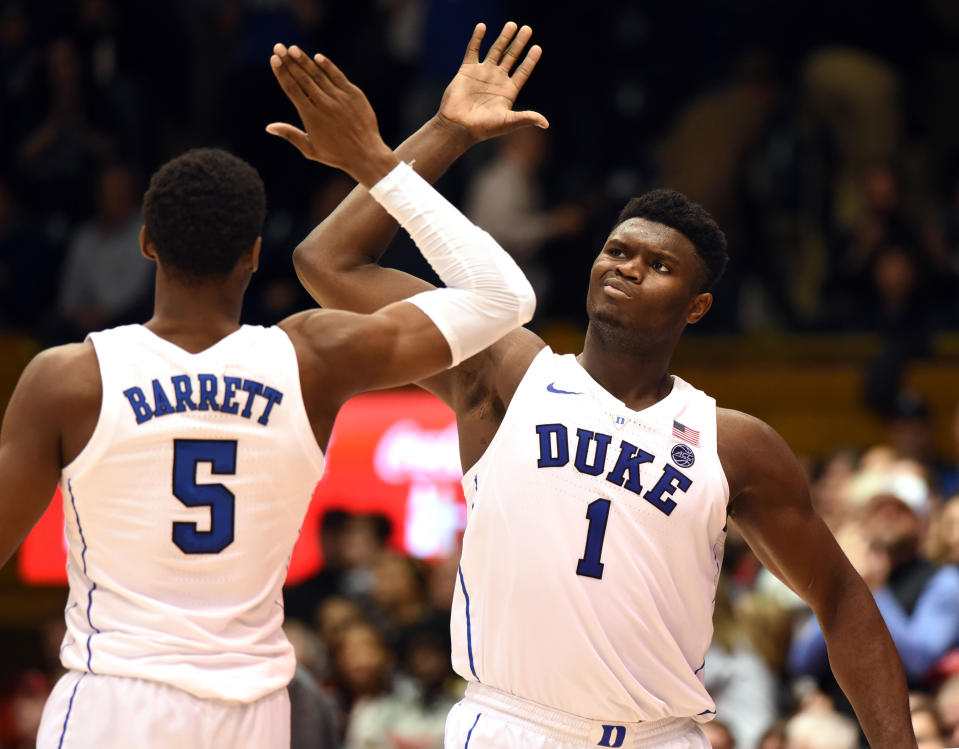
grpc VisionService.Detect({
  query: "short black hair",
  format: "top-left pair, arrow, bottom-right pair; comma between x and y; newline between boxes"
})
614,189 -> 728,291
143,148 -> 266,282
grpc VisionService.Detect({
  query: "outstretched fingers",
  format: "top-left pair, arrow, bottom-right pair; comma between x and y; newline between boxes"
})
483,21 -> 518,65
510,44 -> 543,90
462,23 -> 486,65
277,45 -> 330,105
312,53 -> 353,93
270,49 -> 310,109
287,45 -> 337,98
499,24 -> 532,74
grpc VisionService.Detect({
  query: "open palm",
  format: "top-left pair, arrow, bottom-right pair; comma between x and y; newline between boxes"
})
437,22 -> 548,142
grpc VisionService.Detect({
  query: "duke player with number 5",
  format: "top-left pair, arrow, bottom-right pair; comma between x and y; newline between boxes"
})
0,49 -> 537,748
279,22 -> 918,749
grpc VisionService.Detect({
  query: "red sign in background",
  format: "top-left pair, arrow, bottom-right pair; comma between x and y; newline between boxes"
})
18,391 -> 466,586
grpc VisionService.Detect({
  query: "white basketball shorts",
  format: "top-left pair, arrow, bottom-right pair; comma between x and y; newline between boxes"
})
445,683 -> 710,749
37,670 -> 291,749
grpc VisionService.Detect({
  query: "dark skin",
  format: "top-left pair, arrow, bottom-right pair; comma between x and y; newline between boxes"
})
280,22 -> 916,748
0,52 -> 505,577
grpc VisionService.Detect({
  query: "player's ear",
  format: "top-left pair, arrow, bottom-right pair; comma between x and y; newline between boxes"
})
249,237 -> 262,272
686,292 -> 712,324
140,225 -> 157,262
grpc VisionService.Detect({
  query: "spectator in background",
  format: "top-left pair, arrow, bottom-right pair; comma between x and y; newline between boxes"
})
345,616 -> 461,749
16,37 -> 113,219
0,175 -> 57,332
55,164 -> 151,339
0,4 -> 42,169
704,575 -> 778,749
285,508 -> 353,625
701,719 -> 736,749
369,550 -> 431,639
784,708 -> 860,749
937,674 -> 959,747
339,513 -> 393,601
757,722 -> 786,749
931,495 -> 959,567
284,618 -> 338,749
937,404 -> 959,498
464,127 -> 583,314
249,175 -> 355,324
330,620 -> 394,736
426,546 -> 460,615
790,468 -> 959,689
910,693 -> 945,749
0,671 -> 50,749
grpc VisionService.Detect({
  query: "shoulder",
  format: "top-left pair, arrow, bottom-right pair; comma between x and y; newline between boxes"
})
716,407 -> 806,507
8,341 -> 100,429
23,341 -> 99,394
277,309 -> 356,359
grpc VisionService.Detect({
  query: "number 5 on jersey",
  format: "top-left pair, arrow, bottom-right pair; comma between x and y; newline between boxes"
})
172,439 -> 237,554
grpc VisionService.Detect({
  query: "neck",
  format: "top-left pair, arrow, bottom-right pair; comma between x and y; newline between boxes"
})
577,321 -> 679,410
145,268 -> 249,351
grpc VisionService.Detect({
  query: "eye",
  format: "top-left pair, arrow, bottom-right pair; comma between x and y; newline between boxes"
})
606,246 -> 625,257
652,260 -> 671,273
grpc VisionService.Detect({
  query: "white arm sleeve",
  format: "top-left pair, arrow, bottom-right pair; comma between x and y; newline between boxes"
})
368,162 -> 536,366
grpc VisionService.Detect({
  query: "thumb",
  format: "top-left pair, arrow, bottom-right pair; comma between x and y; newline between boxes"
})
507,110 -> 550,131
265,122 -> 311,152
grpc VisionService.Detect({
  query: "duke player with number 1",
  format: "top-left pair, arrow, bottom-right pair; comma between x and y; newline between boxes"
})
0,49 -> 537,748
277,22 -> 917,749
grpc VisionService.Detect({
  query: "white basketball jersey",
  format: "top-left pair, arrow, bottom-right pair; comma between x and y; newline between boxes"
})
59,324 -> 324,702
454,347 -> 729,723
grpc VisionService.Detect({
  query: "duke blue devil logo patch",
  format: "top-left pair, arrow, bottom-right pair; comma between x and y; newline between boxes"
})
671,443 -> 695,468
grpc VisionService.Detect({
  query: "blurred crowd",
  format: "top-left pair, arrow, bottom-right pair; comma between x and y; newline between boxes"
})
3,397 -> 959,749
5,0 -> 959,748
2,0 -> 959,342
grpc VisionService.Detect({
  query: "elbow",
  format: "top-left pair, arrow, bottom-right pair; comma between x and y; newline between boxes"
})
291,243 -> 313,278
515,280 -> 537,325
292,242 -> 331,298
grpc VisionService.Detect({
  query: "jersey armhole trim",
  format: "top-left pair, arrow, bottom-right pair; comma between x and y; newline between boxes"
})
61,334 -> 114,478
460,345 -> 553,485
275,328 -> 326,479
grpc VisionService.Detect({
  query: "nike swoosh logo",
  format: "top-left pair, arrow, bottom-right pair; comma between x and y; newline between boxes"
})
547,382 -> 582,395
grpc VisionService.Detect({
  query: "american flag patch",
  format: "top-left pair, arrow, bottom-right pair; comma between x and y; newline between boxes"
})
672,420 -> 700,446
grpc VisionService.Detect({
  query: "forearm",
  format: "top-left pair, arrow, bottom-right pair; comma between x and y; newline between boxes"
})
818,575 -> 915,748
293,116 -> 475,309
367,162 -> 534,365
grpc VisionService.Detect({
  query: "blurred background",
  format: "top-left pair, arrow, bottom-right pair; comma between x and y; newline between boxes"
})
2,0 -> 959,747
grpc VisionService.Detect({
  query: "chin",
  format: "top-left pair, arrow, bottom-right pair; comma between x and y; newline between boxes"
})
587,306 -> 626,329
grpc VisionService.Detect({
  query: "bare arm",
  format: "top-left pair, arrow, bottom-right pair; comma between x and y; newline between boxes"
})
278,22 -> 547,312
268,24 -> 549,468
0,346 -> 94,568
719,409 -> 915,749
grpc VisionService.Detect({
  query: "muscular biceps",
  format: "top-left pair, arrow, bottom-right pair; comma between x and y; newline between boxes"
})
720,411 -> 853,607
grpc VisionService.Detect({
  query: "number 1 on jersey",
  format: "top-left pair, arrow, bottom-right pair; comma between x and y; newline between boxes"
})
576,498 -> 611,579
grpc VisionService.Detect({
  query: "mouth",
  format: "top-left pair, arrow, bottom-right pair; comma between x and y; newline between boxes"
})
602,277 -> 632,299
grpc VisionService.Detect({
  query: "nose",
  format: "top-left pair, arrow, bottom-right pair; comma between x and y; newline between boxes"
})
615,259 -> 643,283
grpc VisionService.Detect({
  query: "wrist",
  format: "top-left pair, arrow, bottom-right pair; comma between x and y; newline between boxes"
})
350,143 -> 401,189
428,113 -> 478,152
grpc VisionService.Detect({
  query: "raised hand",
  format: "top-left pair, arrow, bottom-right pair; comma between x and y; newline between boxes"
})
266,45 -> 398,187
436,22 -> 548,144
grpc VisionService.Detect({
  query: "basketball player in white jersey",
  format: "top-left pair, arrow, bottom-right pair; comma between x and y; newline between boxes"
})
0,51 -> 537,748
274,23 -> 917,749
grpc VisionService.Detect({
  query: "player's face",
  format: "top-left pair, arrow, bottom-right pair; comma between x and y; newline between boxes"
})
586,218 -> 712,337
